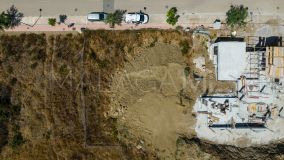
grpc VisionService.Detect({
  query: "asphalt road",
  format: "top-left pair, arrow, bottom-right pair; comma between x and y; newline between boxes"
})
0,0 -> 284,16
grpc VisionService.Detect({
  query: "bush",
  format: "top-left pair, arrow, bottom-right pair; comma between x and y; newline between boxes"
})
226,5 -> 248,28
0,12 -> 11,30
11,131 -> 24,149
0,122 -> 8,149
9,78 -> 17,86
0,103 -> 21,121
97,59 -> 109,68
6,5 -> 23,28
11,105 -> 20,116
105,10 -> 126,28
59,14 -> 67,23
90,50 -> 97,60
0,5 -> 23,30
0,104 -> 10,121
166,7 -> 180,26
32,49 -> 46,62
48,18 -> 56,26
179,40 -> 190,55
59,64 -> 69,75
184,66 -> 190,77
175,25 -> 183,31
7,66 -> 13,74
30,62 -> 38,69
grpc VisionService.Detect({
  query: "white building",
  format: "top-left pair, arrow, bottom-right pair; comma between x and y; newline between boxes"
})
210,41 -> 247,81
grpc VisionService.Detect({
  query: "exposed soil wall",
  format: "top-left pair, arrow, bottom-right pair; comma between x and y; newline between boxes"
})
182,137 -> 284,160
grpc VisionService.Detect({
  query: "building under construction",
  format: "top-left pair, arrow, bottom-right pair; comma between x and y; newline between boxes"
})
193,36 -> 284,145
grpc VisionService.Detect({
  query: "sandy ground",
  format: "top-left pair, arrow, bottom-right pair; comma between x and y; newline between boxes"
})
122,93 -> 195,159
109,43 -> 196,159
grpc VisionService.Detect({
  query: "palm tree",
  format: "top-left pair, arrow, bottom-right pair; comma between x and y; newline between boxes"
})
0,5 -> 23,31
6,5 -> 24,28
105,10 -> 126,28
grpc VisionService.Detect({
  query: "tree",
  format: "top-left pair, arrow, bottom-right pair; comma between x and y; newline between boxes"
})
59,14 -> 67,24
226,5 -> 248,28
0,12 -> 11,31
166,7 -> 180,26
6,5 -> 24,28
105,10 -> 126,28
48,18 -> 56,26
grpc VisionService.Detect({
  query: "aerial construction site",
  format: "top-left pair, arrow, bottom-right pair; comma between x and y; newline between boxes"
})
194,36 -> 284,146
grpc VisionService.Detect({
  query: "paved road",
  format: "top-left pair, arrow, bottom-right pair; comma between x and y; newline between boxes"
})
2,0 -> 284,32
0,0 -> 284,16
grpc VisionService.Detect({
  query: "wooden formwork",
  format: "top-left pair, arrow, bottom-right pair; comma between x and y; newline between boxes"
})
266,47 -> 284,78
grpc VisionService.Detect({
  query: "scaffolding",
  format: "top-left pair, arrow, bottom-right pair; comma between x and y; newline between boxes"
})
245,36 -> 284,79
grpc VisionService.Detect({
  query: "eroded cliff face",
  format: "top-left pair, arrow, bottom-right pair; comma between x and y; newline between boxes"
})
179,137 -> 284,160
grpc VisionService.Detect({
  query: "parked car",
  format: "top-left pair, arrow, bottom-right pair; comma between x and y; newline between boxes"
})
124,12 -> 149,24
87,12 -> 107,21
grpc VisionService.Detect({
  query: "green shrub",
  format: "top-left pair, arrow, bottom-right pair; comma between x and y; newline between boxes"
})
0,12 -> 11,30
105,10 -> 126,28
59,14 -> 67,23
48,18 -> 56,26
226,5 -> 248,28
166,7 -> 180,26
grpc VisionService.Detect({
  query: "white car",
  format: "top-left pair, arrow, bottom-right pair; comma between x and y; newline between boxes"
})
125,12 -> 149,24
87,12 -> 107,22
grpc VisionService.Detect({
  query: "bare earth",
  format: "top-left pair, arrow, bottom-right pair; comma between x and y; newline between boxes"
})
110,43 -> 196,159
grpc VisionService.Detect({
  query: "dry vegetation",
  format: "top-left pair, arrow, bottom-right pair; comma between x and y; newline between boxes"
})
0,30 -> 236,160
